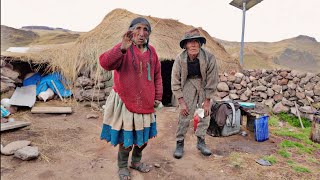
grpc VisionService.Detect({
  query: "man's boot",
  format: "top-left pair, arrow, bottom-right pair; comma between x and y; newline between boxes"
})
173,140 -> 184,159
197,137 -> 212,156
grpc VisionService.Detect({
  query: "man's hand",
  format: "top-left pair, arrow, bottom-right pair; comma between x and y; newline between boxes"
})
120,30 -> 133,52
202,99 -> 211,117
178,98 -> 189,116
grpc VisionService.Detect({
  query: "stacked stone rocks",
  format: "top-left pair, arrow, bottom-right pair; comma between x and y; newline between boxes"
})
73,69 -> 113,106
215,69 -> 320,120
0,58 -> 21,97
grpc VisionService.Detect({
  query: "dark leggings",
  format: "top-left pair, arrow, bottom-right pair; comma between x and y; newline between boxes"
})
118,143 -> 147,168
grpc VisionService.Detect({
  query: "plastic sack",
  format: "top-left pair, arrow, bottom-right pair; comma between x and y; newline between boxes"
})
1,98 -> 11,108
38,88 -> 55,102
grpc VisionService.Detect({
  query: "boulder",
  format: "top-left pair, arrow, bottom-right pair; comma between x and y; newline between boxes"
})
217,82 -> 229,92
273,102 -> 289,114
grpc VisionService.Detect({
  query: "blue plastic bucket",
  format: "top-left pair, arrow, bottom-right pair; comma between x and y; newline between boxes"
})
254,115 -> 269,142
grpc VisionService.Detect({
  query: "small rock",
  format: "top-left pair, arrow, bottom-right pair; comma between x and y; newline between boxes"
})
256,159 -> 272,166
61,114 -> 67,117
154,163 -> 161,168
1,140 -> 31,155
86,113 -> 99,119
239,131 -> 247,136
213,154 -> 224,159
8,118 -> 15,122
14,146 -> 39,160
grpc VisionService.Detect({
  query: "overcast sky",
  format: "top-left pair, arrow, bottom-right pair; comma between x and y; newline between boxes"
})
1,0 -> 319,42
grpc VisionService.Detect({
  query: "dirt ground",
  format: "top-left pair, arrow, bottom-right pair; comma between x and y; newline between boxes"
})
1,101 -> 319,180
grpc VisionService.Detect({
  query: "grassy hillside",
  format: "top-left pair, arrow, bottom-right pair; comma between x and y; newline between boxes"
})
218,35 -> 320,73
1,25 -> 39,51
1,25 -> 82,51
29,29 -> 81,45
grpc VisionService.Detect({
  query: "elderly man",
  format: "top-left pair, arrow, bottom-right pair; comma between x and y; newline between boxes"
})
171,28 -> 218,159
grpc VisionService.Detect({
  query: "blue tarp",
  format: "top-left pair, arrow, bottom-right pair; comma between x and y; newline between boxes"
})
23,72 -> 72,97
23,73 -> 41,87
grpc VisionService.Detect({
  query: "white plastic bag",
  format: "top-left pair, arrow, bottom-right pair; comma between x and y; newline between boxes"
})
38,88 -> 55,102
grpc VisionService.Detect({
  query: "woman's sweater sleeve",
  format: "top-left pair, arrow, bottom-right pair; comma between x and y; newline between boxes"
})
99,43 -> 124,71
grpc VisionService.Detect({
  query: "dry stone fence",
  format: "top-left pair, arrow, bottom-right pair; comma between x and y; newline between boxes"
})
215,69 -> 320,120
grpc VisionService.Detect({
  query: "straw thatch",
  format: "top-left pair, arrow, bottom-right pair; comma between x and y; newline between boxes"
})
2,9 -> 240,81
77,8 -> 240,68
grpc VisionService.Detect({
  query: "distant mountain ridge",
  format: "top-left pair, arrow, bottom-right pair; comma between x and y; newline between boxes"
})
21,26 -> 71,32
1,25 -> 81,51
217,35 -> 320,73
1,25 -> 39,51
285,35 -> 318,43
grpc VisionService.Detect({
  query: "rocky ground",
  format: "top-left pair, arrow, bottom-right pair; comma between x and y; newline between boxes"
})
1,100 -> 319,180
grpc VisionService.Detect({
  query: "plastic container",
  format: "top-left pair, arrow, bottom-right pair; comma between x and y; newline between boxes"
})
254,115 -> 269,142
238,102 -> 255,109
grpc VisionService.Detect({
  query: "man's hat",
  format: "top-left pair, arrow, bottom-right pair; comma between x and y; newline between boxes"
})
179,28 -> 206,49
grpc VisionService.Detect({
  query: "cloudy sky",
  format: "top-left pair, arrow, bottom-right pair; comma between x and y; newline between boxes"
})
1,0 -> 319,42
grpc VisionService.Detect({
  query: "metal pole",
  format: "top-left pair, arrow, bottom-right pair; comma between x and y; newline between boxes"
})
240,0 -> 246,66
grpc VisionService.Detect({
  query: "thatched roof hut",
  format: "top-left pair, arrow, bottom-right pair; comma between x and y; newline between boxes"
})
16,9 -> 240,79
77,8 -> 240,70
1,9 -> 241,105
2,8 -> 240,81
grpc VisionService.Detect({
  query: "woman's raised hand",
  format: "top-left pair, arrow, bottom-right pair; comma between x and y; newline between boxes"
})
120,30 -> 133,51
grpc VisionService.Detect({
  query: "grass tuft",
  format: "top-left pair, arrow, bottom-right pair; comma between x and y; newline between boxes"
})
278,149 -> 291,158
280,140 -> 314,154
278,112 -> 311,128
268,115 -> 279,127
286,160 -> 311,173
262,155 -> 277,164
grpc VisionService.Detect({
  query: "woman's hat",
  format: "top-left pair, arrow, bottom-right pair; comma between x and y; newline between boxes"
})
180,28 -> 206,49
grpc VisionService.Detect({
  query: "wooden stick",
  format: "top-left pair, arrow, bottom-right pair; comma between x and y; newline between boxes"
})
51,80 -> 64,101
294,101 -> 304,129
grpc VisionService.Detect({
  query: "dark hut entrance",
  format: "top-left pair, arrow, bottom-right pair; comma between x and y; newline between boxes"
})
161,60 -> 174,106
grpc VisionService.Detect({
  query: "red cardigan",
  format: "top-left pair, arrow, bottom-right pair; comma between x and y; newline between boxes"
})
99,43 -> 163,114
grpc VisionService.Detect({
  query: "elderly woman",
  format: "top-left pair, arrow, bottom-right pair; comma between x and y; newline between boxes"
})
99,17 -> 163,180
171,28 -> 218,159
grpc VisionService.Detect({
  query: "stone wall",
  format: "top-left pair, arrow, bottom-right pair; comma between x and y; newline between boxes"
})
0,59 -> 20,98
215,69 -> 320,120
73,69 -> 113,106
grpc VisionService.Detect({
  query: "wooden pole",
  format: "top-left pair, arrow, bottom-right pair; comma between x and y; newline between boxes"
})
310,115 -> 320,143
51,80 -> 64,102
294,101 -> 304,129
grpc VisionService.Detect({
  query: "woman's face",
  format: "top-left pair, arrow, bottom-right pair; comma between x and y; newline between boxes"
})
131,23 -> 150,46
186,39 -> 200,57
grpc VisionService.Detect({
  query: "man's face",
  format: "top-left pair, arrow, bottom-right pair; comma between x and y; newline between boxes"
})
186,39 -> 200,57
131,23 -> 150,46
